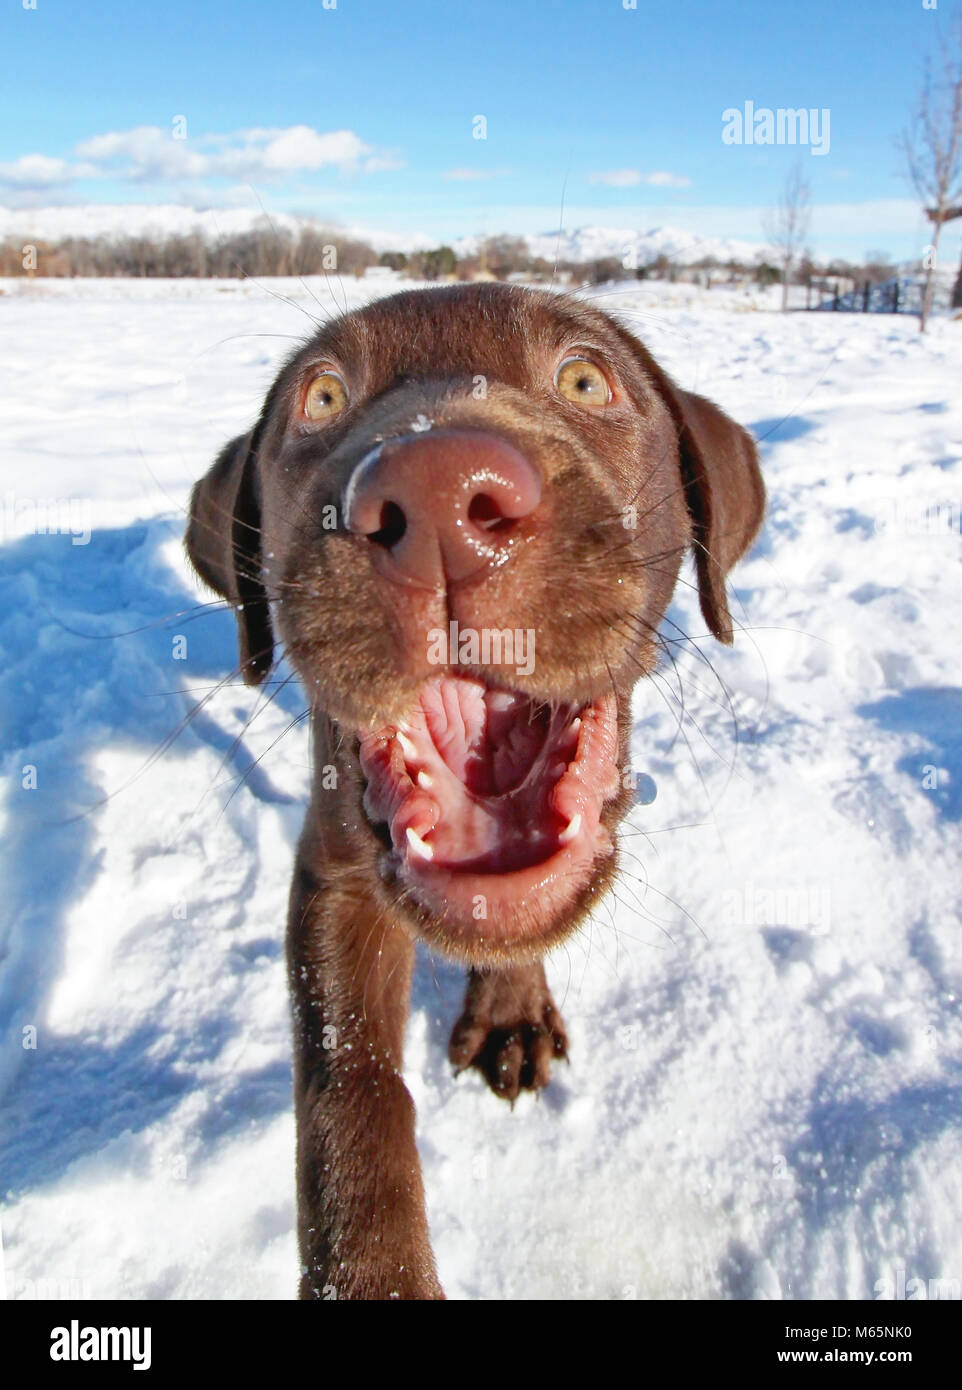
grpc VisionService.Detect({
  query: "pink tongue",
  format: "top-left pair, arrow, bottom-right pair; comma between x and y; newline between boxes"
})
389,679 -> 564,869
421,680 -> 549,796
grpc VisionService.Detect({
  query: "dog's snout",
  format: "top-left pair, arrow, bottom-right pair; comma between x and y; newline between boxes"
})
343,429 -> 542,587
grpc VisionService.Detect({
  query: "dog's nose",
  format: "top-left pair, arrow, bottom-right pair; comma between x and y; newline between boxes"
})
343,429 -> 542,587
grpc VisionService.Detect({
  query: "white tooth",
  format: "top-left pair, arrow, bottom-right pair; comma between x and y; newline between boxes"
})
406,827 -> 434,861
396,729 -> 418,761
416,770 -> 434,790
571,717 -> 582,732
486,691 -> 516,712
559,813 -> 582,845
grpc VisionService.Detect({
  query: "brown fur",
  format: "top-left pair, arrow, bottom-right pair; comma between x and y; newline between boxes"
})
185,283 -> 764,1299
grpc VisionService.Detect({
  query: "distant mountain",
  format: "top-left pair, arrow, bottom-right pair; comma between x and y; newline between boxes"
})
0,202 -> 767,266
454,225 -> 767,267
0,203 -> 313,245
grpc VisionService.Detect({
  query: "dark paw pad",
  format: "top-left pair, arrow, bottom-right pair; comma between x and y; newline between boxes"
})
449,967 -> 568,1102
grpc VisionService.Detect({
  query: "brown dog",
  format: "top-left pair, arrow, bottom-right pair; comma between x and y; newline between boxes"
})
185,282 -> 764,1299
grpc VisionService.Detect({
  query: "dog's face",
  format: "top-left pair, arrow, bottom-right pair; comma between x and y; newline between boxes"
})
187,283 -> 763,963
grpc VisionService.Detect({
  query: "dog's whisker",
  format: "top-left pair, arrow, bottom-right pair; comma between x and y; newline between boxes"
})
177,280 -> 763,1297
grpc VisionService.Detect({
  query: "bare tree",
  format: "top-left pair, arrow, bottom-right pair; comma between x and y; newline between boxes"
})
764,162 -> 812,311
899,17 -> 962,332
480,234 -> 529,279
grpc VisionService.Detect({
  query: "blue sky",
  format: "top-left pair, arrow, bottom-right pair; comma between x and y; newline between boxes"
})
2,0 -> 960,262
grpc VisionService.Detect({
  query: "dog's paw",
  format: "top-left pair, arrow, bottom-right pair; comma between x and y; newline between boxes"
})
448,963 -> 568,1102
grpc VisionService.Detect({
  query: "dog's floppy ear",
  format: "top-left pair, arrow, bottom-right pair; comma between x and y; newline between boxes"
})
185,429 -> 274,685
643,357 -> 765,644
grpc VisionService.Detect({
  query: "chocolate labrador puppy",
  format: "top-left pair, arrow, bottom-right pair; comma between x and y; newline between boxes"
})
185,282 -> 764,1299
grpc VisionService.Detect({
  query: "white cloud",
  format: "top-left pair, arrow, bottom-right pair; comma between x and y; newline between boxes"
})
444,167 -> 500,182
254,126 -> 370,173
1,125 -> 397,194
362,154 -> 406,173
0,154 -> 77,188
643,170 -> 692,188
587,169 -> 692,188
588,169 -> 641,187
76,126 -> 210,180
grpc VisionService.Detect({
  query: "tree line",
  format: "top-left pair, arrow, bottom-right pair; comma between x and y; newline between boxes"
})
0,224 -> 380,279
0,221 -> 908,293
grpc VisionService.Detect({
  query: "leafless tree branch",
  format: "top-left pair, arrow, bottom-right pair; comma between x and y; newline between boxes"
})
899,15 -> 962,330
764,161 -> 812,311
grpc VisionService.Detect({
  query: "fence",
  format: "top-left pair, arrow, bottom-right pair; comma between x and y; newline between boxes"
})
812,276 -> 926,315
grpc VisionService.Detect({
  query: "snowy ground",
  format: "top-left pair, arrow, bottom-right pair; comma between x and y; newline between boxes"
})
0,275 -> 960,1302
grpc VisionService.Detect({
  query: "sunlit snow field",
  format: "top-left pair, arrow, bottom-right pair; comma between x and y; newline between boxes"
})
1,274 -> 960,1300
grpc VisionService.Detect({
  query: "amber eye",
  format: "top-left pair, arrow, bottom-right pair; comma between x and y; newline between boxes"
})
305,370 -> 349,421
555,356 -> 611,408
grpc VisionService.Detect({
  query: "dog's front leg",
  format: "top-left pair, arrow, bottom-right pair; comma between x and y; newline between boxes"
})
449,962 -> 569,1101
287,853 -> 443,1301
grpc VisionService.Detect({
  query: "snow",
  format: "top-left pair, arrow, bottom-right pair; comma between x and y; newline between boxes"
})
0,275 -> 960,1302
0,202 -> 767,265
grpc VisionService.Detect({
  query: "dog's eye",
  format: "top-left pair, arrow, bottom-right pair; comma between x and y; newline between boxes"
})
305,371 -> 349,421
554,357 -> 611,408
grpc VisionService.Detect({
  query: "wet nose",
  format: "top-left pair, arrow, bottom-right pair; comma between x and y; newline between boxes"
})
343,429 -> 542,587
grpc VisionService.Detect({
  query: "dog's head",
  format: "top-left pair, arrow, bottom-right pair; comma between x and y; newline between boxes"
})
187,284 -> 763,963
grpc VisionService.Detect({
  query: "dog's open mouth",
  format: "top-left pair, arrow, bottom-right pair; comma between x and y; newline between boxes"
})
358,675 -> 621,946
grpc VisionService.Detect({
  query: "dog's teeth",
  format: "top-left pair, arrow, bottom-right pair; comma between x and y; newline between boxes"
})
396,729 -> 418,762
416,770 -> 434,790
485,691 -> 517,712
406,827 -> 434,861
559,813 -> 582,845
570,717 -> 582,732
